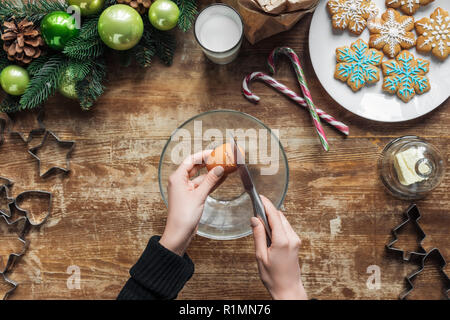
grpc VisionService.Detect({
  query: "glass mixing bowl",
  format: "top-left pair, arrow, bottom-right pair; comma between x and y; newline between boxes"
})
158,110 -> 289,240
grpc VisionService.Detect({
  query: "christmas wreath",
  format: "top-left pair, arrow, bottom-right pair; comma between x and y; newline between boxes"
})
0,0 -> 197,112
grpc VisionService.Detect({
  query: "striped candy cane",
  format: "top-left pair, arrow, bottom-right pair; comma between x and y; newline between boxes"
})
268,47 -> 329,151
243,72 -> 349,136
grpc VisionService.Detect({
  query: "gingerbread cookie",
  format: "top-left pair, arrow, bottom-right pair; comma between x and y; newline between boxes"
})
386,0 -> 434,16
415,7 -> 450,60
335,39 -> 384,91
382,50 -> 430,103
368,8 -> 416,58
327,0 -> 378,35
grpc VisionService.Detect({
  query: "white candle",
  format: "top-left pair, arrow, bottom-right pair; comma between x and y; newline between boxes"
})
195,4 -> 244,65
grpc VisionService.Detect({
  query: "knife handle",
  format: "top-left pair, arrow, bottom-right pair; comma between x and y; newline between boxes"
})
249,188 -> 272,247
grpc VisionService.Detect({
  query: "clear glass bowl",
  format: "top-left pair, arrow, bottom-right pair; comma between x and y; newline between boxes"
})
158,110 -> 289,240
379,136 -> 446,200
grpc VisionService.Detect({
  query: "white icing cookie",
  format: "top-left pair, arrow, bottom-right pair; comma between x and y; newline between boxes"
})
368,8 -> 416,58
386,0 -> 434,16
327,0 -> 378,35
415,7 -> 450,60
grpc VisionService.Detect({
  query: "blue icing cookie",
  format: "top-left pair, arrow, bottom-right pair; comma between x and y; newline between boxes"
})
382,50 -> 431,103
334,39 -> 384,91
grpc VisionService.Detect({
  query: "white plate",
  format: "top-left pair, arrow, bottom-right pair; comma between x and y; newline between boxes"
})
309,0 -> 450,122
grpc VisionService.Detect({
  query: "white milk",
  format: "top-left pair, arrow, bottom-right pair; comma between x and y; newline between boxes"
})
199,15 -> 241,52
195,4 -> 243,64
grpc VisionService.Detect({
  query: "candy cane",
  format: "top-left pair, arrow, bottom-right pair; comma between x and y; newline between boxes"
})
268,47 -> 329,151
243,72 -> 349,136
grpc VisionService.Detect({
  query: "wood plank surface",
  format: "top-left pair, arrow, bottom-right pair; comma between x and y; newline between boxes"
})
0,0 -> 449,300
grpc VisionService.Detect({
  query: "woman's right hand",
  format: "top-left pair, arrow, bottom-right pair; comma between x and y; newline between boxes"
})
251,196 -> 308,300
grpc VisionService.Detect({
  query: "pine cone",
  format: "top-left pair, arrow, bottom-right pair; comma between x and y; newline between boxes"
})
1,18 -> 45,64
117,0 -> 152,15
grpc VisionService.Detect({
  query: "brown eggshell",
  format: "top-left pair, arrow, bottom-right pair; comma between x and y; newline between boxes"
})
206,143 -> 244,175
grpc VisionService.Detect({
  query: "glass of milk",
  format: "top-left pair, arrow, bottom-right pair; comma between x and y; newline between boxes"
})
194,4 -> 244,65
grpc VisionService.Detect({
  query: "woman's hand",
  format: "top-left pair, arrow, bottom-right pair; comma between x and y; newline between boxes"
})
160,150 -> 225,256
251,196 -> 308,300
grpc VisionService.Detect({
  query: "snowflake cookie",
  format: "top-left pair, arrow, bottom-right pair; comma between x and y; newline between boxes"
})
415,7 -> 450,60
335,39 -> 384,91
368,8 -> 416,58
381,50 -> 430,102
386,0 -> 434,16
327,0 -> 378,35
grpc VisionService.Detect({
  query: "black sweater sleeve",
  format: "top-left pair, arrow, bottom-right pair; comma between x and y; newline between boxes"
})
117,235 -> 195,300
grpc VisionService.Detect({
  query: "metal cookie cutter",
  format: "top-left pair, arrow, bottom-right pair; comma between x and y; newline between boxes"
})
0,215 -> 28,274
386,204 -> 427,262
28,131 -> 75,178
0,185 -> 15,218
1,272 -> 18,300
0,177 -> 14,190
7,108 -> 45,143
401,248 -> 450,300
14,191 -> 52,226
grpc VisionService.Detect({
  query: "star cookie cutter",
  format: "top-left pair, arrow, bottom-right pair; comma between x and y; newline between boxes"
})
7,108 -> 45,144
401,248 -> 450,300
0,215 -> 29,274
1,272 -> 18,300
0,185 -> 15,218
14,190 -> 52,226
28,130 -> 75,178
386,204 -> 427,262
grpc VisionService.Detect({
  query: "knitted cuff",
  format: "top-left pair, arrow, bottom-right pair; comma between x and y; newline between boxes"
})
130,235 -> 194,299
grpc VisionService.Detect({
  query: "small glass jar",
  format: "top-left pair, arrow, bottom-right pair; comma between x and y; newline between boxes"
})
379,136 -> 446,200
194,4 -> 244,65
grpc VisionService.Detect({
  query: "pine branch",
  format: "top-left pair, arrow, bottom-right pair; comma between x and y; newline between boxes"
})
27,55 -> 50,76
63,17 -> 104,60
63,38 -> 104,60
76,58 -> 107,110
77,18 -> 99,40
0,95 -> 20,113
67,59 -> 94,81
0,0 -> 68,24
142,23 -> 176,66
133,44 -> 155,68
19,54 -> 68,110
0,40 -> 9,72
174,0 -> 198,32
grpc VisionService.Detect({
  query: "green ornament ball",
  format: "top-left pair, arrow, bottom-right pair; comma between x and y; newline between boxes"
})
41,11 -> 79,50
0,65 -> 30,96
98,4 -> 144,51
58,68 -> 78,100
149,0 -> 180,31
68,0 -> 105,16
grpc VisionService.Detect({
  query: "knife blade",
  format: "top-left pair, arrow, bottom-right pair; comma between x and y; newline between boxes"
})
231,137 -> 272,246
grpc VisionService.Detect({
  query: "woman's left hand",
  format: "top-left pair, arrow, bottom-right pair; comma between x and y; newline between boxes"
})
160,150 -> 225,256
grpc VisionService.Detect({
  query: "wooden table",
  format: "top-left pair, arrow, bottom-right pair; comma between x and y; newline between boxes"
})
0,0 -> 448,300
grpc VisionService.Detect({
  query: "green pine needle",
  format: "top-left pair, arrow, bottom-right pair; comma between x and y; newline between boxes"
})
77,18 -> 100,40
19,54 -> 68,110
133,44 -> 155,68
0,95 -> 21,113
0,0 -> 68,24
67,59 -> 94,81
76,59 -> 107,110
0,41 -> 10,72
27,55 -> 50,76
141,23 -> 176,66
175,0 -> 198,32
63,38 -> 104,60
